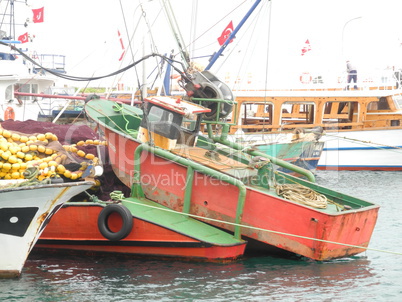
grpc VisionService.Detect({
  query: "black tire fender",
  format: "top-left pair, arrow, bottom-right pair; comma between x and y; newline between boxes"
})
97,204 -> 133,241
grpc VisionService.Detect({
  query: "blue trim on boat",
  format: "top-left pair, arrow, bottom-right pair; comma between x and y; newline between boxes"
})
323,146 -> 402,151
317,164 -> 402,168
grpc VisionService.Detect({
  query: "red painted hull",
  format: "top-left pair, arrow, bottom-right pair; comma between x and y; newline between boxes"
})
103,127 -> 379,261
36,203 -> 246,261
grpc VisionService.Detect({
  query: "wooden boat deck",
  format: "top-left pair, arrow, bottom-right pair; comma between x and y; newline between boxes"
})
171,145 -> 256,179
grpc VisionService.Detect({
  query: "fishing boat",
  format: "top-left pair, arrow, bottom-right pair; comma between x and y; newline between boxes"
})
82,87 -> 379,261
21,118 -> 246,262
0,179 -> 94,278
36,199 -> 247,262
231,89 -> 402,170
0,1 -> 72,122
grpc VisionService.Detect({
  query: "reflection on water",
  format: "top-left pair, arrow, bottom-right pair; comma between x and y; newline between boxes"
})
1,171 -> 401,301
0,253 -> 377,302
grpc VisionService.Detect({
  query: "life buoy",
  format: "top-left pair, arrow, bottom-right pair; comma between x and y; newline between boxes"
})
97,204 -> 133,241
4,106 -> 15,121
300,72 -> 312,84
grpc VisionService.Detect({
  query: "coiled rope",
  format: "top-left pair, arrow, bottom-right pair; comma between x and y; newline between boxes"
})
275,183 -> 328,209
110,190 -> 125,201
112,103 -> 141,136
272,170 -> 346,211
253,161 -> 344,210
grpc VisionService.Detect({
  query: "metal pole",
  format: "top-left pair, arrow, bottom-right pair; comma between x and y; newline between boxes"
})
342,16 -> 362,58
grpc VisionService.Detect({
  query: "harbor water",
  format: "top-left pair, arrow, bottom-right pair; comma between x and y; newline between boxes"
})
1,171 -> 401,301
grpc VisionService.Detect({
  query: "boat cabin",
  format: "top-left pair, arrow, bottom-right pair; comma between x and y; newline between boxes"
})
230,90 -> 402,133
138,96 -> 211,150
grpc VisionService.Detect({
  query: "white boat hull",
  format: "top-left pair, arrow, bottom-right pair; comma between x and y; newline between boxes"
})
0,181 -> 93,278
318,129 -> 402,170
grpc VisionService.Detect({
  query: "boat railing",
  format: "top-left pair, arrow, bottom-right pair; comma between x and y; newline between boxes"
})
191,97 -> 238,126
132,143 -> 247,240
189,97 -> 316,181
229,69 -> 402,93
30,53 -> 66,74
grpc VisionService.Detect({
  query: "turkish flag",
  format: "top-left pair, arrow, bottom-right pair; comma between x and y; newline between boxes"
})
18,32 -> 29,44
301,39 -> 311,56
118,30 -> 125,61
32,7 -> 44,23
217,21 -> 234,46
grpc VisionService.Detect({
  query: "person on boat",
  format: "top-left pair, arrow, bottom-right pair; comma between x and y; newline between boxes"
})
346,60 -> 358,90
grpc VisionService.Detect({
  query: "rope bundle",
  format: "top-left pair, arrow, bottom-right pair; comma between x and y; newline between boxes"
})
276,183 -> 328,209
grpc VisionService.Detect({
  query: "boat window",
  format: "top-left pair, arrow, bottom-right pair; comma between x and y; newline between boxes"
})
367,98 -> 390,111
241,102 -> 273,130
322,101 -> 359,127
143,105 -> 183,140
280,102 -> 315,125
392,95 -> 402,109
5,85 -> 13,101
367,102 -> 378,110
14,84 -> 39,100
182,113 -> 197,132
31,84 -> 38,94
378,97 -> 390,110
148,106 -> 173,123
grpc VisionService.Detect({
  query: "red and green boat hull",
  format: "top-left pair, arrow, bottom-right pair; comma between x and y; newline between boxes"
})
37,202 -> 246,261
86,99 -> 380,261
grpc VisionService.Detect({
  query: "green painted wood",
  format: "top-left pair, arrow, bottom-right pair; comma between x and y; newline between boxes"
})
121,197 -> 245,246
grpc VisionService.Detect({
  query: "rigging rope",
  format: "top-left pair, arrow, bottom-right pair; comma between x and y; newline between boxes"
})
184,0 -> 248,56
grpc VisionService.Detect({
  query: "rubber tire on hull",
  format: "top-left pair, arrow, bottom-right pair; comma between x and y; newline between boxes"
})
98,204 -> 133,241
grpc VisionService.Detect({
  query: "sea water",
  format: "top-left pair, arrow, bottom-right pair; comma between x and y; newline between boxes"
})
1,171 -> 401,302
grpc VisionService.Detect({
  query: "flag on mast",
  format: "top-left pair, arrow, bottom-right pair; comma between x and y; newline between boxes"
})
32,7 -> 44,23
217,21 -> 234,46
301,39 -> 311,56
118,30 -> 125,61
18,32 -> 29,43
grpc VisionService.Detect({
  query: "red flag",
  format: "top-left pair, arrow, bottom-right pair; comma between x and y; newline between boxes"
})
32,7 -> 44,23
301,39 -> 311,56
18,32 -> 29,44
118,30 -> 125,61
217,21 -> 234,46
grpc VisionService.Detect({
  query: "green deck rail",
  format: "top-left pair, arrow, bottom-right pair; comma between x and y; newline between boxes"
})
207,124 -> 316,183
132,143 -> 247,239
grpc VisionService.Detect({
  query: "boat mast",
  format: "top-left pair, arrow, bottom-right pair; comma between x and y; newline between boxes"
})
205,0 -> 262,70
189,0 -> 198,59
0,0 -> 21,44
160,0 -> 190,69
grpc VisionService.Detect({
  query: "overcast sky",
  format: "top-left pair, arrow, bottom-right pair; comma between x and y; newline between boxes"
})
10,0 -> 402,89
